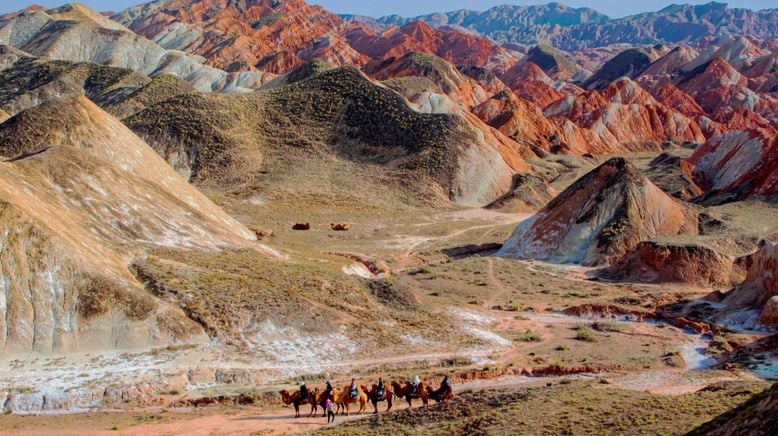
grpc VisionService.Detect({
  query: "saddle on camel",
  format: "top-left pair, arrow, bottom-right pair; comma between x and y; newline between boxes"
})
427,376 -> 455,403
363,383 -> 394,414
391,379 -> 429,407
337,382 -> 368,416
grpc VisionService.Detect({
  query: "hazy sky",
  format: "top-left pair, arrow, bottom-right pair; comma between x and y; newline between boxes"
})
0,0 -> 774,18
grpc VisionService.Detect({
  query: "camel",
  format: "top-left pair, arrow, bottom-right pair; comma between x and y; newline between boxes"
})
363,384 -> 394,414
427,384 -> 455,403
337,384 -> 368,416
391,380 -> 429,407
318,387 -> 337,417
278,387 -> 320,418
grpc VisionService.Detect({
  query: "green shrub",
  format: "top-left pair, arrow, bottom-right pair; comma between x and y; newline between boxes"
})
516,329 -> 543,343
574,325 -> 597,342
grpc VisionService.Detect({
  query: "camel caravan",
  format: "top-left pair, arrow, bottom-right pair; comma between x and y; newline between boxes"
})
279,376 -> 454,419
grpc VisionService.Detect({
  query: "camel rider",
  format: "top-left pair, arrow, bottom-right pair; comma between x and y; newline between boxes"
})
440,376 -> 451,394
376,377 -> 385,398
321,380 -> 333,406
350,378 -> 358,399
411,375 -> 421,395
300,382 -> 309,401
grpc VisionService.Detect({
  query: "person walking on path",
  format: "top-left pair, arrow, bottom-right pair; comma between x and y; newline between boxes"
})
326,398 -> 335,423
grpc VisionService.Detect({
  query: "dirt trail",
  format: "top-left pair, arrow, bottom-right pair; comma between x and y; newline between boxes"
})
484,257 -> 511,308
0,376 -> 571,436
391,210 -> 527,255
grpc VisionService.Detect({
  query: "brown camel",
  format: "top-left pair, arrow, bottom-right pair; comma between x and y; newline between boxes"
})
427,384 -> 455,403
318,387 -> 338,417
279,387 -> 320,418
391,380 -> 429,407
338,384 -> 368,416
363,384 -> 394,414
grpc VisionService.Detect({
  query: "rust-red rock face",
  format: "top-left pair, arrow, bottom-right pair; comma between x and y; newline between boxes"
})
677,57 -> 778,120
115,0 -> 367,74
473,90 -> 564,152
345,21 -> 517,74
498,158 -> 699,266
689,128 -> 778,203
500,61 -> 569,109
761,297 -> 778,327
599,241 -> 746,288
544,78 -> 705,153
363,52 -> 492,110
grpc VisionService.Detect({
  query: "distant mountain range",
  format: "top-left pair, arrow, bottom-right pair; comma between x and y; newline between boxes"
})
343,2 -> 778,51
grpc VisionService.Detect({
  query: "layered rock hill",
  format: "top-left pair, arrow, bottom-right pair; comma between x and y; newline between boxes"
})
349,3 -> 778,51
498,158 -> 699,266
0,96 -> 260,353
115,0 -> 518,75
544,78 -> 705,153
0,52 -> 195,118
125,66 -> 527,206
344,21 -> 517,74
689,128 -> 778,204
676,57 -> 778,122
517,44 -> 586,82
598,241 -> 745,288
116,0 -> 366,74
363,51 -> 494,110
582,47 -> 665,90
0,3 -> 272,92
499,61 -> 567,110
473,89 -> 567,152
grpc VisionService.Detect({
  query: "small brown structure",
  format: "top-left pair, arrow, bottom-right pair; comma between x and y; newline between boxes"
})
293,223 -> 311,231
331,223 -> 350,231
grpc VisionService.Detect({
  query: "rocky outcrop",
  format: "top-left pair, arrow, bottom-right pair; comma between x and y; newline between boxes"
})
720,240 -> 778,327
689,128 -> 778,204
473,89 -> 566,152
644,151 -> 703,201
599,241 -> 745,287
486,173 -> 556,213
0,4 -> 273,92
498,158 -> 699,266
545,78 -> 705,153
761,297 -> 778,327
0,96 -> 260,353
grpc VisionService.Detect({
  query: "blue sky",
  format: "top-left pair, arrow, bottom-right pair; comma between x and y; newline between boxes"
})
0,0 -> 774,18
